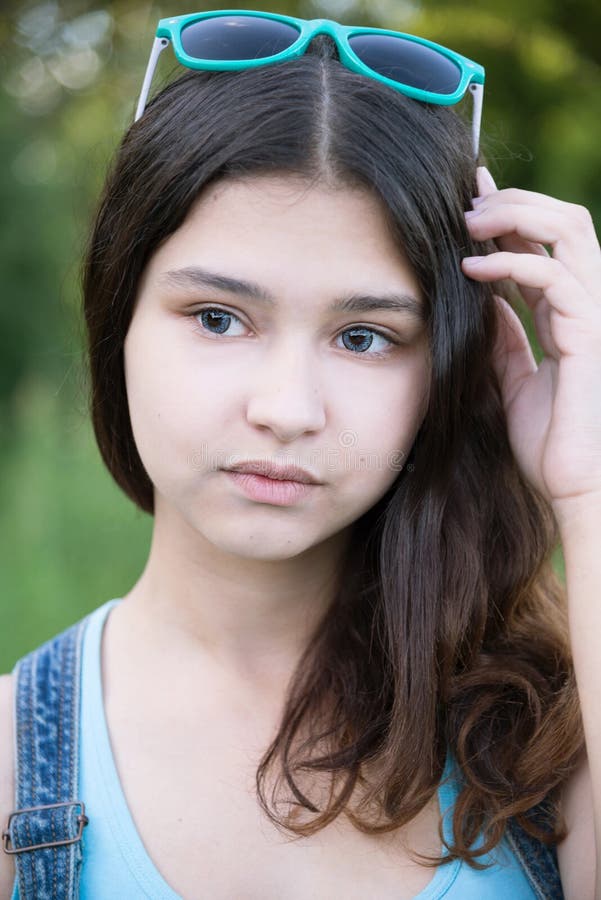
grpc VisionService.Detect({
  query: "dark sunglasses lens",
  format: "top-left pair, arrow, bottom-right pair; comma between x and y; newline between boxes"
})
348,34 -> 461,94
181,15 -> 300,61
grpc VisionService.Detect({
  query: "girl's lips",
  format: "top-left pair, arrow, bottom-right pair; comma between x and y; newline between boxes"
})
226,460 -> 320,483
224,470 -> 317,506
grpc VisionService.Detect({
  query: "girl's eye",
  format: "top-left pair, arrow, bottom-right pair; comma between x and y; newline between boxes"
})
190,306 -> 400,359
194,307 -> 248,337
336,327 -> 398,359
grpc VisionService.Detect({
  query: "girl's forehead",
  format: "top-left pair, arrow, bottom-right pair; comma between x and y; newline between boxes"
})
147,175 -> 422,293
179,174 -> 398,237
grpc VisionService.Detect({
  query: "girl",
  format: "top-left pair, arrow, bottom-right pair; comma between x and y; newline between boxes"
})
2,9 -> 600,899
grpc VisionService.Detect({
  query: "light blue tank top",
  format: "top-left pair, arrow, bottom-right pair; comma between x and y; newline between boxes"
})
12,599 -> 538,898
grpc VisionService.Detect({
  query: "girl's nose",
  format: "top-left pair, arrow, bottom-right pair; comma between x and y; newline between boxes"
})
245,344 -> 327,443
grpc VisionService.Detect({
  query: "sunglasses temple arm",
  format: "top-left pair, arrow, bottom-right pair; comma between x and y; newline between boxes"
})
135,37 -> 171,122
469,82 -> 484,160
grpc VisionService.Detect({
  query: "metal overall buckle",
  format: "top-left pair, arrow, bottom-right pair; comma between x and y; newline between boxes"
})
2,800 -> 89,854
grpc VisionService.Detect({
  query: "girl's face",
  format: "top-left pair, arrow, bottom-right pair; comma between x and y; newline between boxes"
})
124,176 -> 431,560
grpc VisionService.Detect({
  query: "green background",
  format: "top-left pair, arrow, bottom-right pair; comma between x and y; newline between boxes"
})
1,0 -> 599,671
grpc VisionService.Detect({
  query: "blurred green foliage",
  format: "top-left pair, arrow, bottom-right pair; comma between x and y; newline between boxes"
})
1,0 -> 594,669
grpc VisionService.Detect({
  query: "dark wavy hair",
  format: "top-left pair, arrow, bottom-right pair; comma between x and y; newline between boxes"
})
81,35 -> 584,868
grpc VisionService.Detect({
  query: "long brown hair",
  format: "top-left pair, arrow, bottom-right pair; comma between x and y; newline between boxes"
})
81,35 -> 584,867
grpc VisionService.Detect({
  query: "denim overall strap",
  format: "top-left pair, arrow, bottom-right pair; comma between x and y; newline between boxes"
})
3,617 -> 89,899
505,801 -> 565,900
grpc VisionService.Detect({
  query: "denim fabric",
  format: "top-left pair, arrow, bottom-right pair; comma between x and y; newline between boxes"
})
505,811 -> 565,899
6,603 -> 566,899
6,617 -> 88,899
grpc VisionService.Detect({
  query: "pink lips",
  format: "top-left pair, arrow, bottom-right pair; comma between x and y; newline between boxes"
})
225,459 -> 320,484
224,471 -> 316,505
222,460 -> 321,506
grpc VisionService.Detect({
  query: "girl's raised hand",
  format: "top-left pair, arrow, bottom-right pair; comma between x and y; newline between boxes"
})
461,167 -> 601,515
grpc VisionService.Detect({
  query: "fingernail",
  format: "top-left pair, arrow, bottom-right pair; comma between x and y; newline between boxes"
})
477,165 -> 497,193
463,255 -> 486,265
464,208 -> 483,218
471,196 -> 485,206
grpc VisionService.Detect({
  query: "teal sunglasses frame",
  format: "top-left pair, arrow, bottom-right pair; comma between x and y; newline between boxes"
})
135,9 -> 485,157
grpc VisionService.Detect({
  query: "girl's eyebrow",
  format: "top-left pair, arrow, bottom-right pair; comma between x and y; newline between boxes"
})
159,266 -> 426,321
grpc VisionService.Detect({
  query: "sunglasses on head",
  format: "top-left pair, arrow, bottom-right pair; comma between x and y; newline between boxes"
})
135,9 -> 485,158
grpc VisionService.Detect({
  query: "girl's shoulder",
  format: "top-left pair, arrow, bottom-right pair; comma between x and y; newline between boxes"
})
0,673 -> 16,898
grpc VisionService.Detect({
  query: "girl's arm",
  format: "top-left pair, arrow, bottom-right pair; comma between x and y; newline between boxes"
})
556,744 -> 596,900
0,674 -> 17,897
462,166 -> 601,898
554,495 -> 601,898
